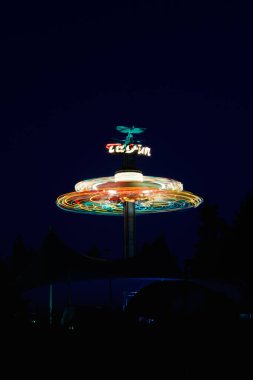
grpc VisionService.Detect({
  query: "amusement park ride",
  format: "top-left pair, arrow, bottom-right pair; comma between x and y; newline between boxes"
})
56,126 -> 203,258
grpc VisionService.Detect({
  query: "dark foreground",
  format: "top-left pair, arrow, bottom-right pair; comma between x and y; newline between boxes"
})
1,309 -> 252,380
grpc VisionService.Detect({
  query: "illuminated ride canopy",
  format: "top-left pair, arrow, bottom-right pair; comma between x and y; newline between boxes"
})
56,172 -> 203,215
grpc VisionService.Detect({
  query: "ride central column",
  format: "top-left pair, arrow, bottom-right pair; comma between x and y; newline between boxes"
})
124,200 -> 136,258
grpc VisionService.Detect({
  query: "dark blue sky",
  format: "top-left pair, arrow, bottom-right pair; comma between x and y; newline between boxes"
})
0,1 -> 252,265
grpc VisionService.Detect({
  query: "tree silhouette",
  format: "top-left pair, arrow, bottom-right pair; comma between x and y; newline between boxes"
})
14,227 -> 75,289
36,227 -> 101,284
11,235 -> 35,277
0,259 -> 28,327
85,244 -> 100,259
139,233 -> 180,277
191,202 -> 231,279
230,191 -> 253,282
40,227 -> 78,282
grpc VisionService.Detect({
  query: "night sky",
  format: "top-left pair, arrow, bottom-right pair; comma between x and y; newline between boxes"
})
1,1 -> 252,266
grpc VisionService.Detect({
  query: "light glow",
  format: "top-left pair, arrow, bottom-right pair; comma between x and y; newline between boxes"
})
57,175 -> 202,215
114,171 -> 144,182
75,176 -> 183,192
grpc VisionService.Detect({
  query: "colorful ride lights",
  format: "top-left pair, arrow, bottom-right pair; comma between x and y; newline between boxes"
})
56,171 -> 203,215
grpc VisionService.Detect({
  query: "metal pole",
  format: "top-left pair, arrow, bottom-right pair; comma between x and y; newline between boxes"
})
124,201 -> 136,258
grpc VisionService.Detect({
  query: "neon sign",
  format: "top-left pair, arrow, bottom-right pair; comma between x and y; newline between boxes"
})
106,143 -> 151,156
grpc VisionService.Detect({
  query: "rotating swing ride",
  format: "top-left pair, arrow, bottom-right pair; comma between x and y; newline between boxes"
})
56,126 -> 203,258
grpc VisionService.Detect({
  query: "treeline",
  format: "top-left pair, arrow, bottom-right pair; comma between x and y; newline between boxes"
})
2,190 -> 253,284
190,190 -> 253,283
1,190 -> 253,326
